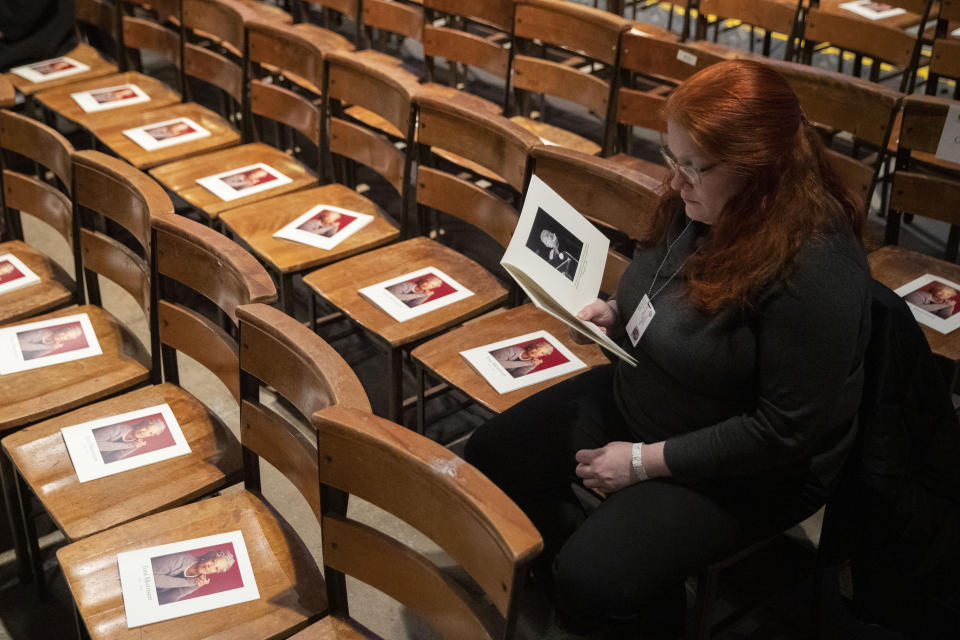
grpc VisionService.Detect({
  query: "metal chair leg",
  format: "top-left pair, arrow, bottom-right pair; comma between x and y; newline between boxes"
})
416,363 -> 427,435
15,468 -> 47,599
386,347 -> 404,426
0,450 -> 31,584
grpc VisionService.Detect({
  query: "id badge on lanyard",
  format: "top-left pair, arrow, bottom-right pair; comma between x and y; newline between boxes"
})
625,294 -> 655,347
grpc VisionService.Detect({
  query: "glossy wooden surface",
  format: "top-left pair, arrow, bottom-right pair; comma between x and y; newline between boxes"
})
697,0 -> 800,37
5,44 -> 118,96
412,305 -> 609,413
869,246 -> 960,361
0,240 -> 73,324
220,185 -> 399,273
311,405 -> 543,615
2,382 -> 241,540
302,237 -> 508,348
0,76 -> 13,107
804,6 -> 917,67
510,116 -> 602,155
816,0 -> 923,29
57,490 -> 326,640
514,0 -> 630,66
0,305 -> 151,431
33,71 -> 180,128
290,615 -> 374,640
148,143 -> 318,219
89,103 -> 240,169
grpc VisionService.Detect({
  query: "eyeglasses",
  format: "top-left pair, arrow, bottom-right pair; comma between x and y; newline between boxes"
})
659,145 -> 718,186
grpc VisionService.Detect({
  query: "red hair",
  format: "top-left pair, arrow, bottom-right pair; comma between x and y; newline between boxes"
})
658,59 -> 864,312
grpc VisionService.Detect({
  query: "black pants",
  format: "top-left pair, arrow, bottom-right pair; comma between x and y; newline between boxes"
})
464,365 -> 828,635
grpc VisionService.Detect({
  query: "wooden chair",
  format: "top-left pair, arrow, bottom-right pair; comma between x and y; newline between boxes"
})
763,59 -> 902,215
411,144 -> 662,434
302,94 -> 540,423
606,27 -> 724,180
0,110 -> 77,324
802,0 -> 934,93
0,150 -> 171,585
55,301 -> 371,640
879,94 -> 960,259
927,0 -> 960,98
220,51 -> 406,316
419,0 -> 514,110
148,16 -> 321,227
2,213 -> 276,594
293,0 -> 365,46
3,0 -> 120,98
688,0 -> 804,60
83,10 -> 247,170
288,405 -> 543,640
508,0 -> 631,156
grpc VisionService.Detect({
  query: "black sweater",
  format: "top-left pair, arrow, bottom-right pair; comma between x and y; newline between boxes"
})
613,213 -> 871,487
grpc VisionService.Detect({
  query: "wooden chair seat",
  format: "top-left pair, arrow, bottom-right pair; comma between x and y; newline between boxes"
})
0,304 -> 151,432
219,184 -> 399,274
56,489 -> 327,640
510,115 -> 602,155
86,102 -> 242,170
411,304 -> 609,414
302,236 -> 508,348
868,245 -> 960,362
816,0 -> 923,28
148,143 -> 318,220
606,153 -> 672,183
2,381 -> 241,541
290,615 -> 375,639
4,43 -> 118,97
32,71 -> 180,130
0,240 -> 73,324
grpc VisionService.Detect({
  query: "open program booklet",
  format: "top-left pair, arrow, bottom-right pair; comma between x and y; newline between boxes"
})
501,176 -> 637,366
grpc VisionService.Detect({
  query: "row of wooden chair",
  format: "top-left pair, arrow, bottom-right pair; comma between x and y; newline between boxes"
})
0,143 -> 542,640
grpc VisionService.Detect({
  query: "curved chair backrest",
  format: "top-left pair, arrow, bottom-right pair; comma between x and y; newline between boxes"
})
121,15 -> 182,76
323,51 -> 417,196
422,0 -> 512,94
0,111 -> 75,248
152,214 -> 276,401
77,0 -> 121,63
311,405 -> 543,639
511,0 -> 629,120
181,0 -> 247,113
237,303 -> 371,520
414,93 -> 539,249
616,29 -> 724,134
246,20 -> 327,95
885,94 -> 960,258
692,0 -> 802,59
72,150 -> 173,324
764,59 -> 902,204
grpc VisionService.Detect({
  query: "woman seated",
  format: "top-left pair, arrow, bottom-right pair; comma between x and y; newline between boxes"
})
465,59 -> 871,638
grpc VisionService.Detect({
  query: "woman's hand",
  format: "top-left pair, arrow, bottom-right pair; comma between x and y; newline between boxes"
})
571,299 -> 618,344
575,442 -> 635,493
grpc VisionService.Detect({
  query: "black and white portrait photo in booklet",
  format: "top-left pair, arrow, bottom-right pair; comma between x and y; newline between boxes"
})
0,313 -> 102,375
501,175 -> 636,365
61,404 -> 192,482
117,531 -> 259,628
